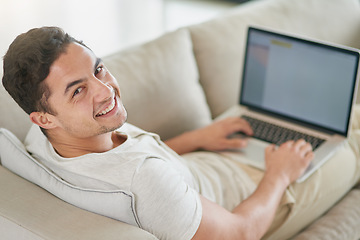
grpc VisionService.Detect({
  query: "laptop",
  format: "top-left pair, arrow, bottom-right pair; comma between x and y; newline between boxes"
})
225,26 -> 360,182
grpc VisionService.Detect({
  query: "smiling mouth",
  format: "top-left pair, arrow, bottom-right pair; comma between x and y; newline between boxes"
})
96,97 -> 116,117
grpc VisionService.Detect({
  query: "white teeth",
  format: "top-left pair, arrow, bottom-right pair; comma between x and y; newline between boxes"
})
97,98 -> 115,116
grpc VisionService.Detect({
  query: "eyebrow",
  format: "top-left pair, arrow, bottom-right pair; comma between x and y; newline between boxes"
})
64,79 -> 84,95
64,57 -> 103,95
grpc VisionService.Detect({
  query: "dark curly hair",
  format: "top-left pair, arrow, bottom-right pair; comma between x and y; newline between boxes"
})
2,26 -> 86,115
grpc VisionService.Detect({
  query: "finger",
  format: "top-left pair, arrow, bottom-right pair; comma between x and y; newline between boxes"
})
305,151 -> 315,161
265,144 -> 277,153
300,142 -> 313,152
293,139 -> 307,150
297,152 -> 314,176
236,118 -> 253,135
281,140 -> 294,148
302,151 -> 314,167
223,117 -> 253,136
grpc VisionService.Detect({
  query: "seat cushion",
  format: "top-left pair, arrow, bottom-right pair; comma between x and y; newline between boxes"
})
0,165 -> 158,240
293,189 -> 360,240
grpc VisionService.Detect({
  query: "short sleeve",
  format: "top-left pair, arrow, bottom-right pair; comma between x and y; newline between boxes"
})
130,157 -> 202,240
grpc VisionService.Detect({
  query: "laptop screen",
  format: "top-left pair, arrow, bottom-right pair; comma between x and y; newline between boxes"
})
240,27 -> 360,136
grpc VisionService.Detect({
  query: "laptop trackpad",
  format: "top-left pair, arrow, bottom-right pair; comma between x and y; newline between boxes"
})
229,137 -> 268,170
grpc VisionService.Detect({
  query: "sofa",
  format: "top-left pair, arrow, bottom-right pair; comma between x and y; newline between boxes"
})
1,0 -> 360,239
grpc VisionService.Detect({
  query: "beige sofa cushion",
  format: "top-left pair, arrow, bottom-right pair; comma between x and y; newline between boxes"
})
293,189 -> 360,240
0,128 -> 141,228
103,29 -> 212,140
189,0 -> 360,118
0,85 -> 32,142
0,164 -> 157,240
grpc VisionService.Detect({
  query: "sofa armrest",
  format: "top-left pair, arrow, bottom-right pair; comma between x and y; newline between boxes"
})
0,166 -> 158,240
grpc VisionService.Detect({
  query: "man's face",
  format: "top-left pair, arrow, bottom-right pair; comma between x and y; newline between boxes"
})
43,42 -> 127,138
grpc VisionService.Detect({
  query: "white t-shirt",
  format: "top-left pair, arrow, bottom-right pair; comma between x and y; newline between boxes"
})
26,123 -> 256,240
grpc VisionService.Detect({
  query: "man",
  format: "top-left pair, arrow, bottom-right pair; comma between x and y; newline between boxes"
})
2,27 -> 358,240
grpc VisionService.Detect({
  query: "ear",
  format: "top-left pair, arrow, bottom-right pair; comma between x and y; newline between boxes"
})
29,112 -> 57,130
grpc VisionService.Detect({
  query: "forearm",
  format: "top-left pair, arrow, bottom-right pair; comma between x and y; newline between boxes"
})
165,117 -> 253,155
164,130 -> 202,155
193,172 -> 289,240
231,172 -> 288,239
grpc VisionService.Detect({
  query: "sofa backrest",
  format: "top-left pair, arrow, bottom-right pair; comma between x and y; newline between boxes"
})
188,0 -> 360,118
0,85 -> 32,142
103,29 -> 212,140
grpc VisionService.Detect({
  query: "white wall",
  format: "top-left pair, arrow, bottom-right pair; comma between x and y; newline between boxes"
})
0,0 -> 237,77
0,0 -> 164,76
164,0 -> 237,31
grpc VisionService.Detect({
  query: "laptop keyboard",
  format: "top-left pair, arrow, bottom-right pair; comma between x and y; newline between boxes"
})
241,115 -> 325,150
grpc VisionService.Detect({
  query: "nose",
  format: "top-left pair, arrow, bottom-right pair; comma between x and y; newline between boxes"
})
90,77 -> 113,102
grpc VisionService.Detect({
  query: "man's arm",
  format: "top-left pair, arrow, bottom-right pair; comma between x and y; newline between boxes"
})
165,117 -> 313,239
192,140 -> 313,240
165,117 -> 253,155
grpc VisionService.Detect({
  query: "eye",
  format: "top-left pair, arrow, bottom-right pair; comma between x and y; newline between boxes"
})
95,65 -> 105,77
72,87 -> 83,97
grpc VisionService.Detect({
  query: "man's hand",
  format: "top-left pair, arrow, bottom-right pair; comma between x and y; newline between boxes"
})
195,117 -> 253,151
165,117 -> 253,155
265,139 -> 314,185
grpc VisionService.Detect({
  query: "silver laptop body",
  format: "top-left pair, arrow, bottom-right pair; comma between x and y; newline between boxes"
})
226,26 -> 360,182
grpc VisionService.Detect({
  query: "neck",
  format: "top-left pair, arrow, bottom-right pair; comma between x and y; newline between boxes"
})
48,130 -> 126,158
